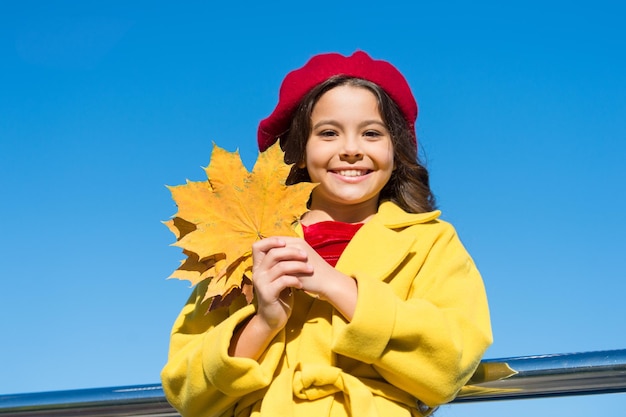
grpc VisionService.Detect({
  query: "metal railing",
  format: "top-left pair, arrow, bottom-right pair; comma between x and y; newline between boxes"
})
1,349 -> 625,416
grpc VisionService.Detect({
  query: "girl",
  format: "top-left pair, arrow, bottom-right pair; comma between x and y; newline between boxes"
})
161,51 -> 492,417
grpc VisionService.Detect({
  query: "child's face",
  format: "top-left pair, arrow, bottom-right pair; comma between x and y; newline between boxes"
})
305,85 -> 394,216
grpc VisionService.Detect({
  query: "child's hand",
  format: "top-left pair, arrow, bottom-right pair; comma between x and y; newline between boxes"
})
280,237 -> 358,320
251,237 -> 312,330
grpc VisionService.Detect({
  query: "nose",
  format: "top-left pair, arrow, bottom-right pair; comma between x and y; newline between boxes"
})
340,136 -> 363,162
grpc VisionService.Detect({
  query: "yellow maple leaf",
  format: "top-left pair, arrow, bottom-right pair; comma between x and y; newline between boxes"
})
166,142 -> 316,309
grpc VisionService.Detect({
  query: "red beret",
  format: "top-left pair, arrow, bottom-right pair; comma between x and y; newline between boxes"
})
257,50 -> 418,151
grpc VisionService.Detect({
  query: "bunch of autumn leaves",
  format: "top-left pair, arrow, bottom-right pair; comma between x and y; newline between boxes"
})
164,143 -> 316,311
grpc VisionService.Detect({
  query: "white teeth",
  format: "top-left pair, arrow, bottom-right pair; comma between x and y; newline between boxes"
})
337,170 -> 366,177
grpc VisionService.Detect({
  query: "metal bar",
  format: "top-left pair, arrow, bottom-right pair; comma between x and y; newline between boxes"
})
456,349 -> 626,402
1,349 -> 625,416
0,384 -> 177,417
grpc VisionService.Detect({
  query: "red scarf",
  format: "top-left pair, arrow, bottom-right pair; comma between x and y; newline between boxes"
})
302,221 -> 364,267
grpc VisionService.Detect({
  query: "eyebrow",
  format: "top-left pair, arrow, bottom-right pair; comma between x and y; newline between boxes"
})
312,119 -> 388,130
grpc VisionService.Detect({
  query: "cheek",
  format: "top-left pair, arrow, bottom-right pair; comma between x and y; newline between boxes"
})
377,145 -> 395,170
304,140 -> 331,169
370,137 -> 393,162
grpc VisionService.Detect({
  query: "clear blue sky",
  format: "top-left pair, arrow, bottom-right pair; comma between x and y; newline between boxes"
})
1,1 -> 625,415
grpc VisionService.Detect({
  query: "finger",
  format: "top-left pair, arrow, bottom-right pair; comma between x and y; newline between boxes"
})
254,260 -> 313,288
264,246 -> 308,264
254,247 -> 308,276
252,237 -> 286,256
252,237 -> 287,271
255,275 -> 303,306
278,236 -> 308,249
269,260 -> 313,278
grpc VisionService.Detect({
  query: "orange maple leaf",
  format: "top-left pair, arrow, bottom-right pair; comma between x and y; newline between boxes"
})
165,142 -> 316,309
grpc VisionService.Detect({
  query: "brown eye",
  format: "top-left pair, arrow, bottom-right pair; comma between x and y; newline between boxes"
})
319,130 -> 338,137
364,130 -> 382,138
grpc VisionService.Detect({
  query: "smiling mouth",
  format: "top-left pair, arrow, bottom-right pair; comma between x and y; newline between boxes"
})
333,169 -> 371,177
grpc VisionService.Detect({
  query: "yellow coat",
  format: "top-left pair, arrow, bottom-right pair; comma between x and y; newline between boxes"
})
161,201 -> 492,417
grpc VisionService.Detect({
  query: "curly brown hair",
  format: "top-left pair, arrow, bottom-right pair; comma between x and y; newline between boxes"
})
280,76 -> 436,214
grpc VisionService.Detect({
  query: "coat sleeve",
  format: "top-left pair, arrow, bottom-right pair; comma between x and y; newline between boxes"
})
160,282 -> 285,417
331,222 -> 492,407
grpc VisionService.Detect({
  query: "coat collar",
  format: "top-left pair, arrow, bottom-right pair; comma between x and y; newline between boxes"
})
294,202 -> 440,281
376,200 -> 441,229
293,201 -> 440,234
336,201 -> 441,280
